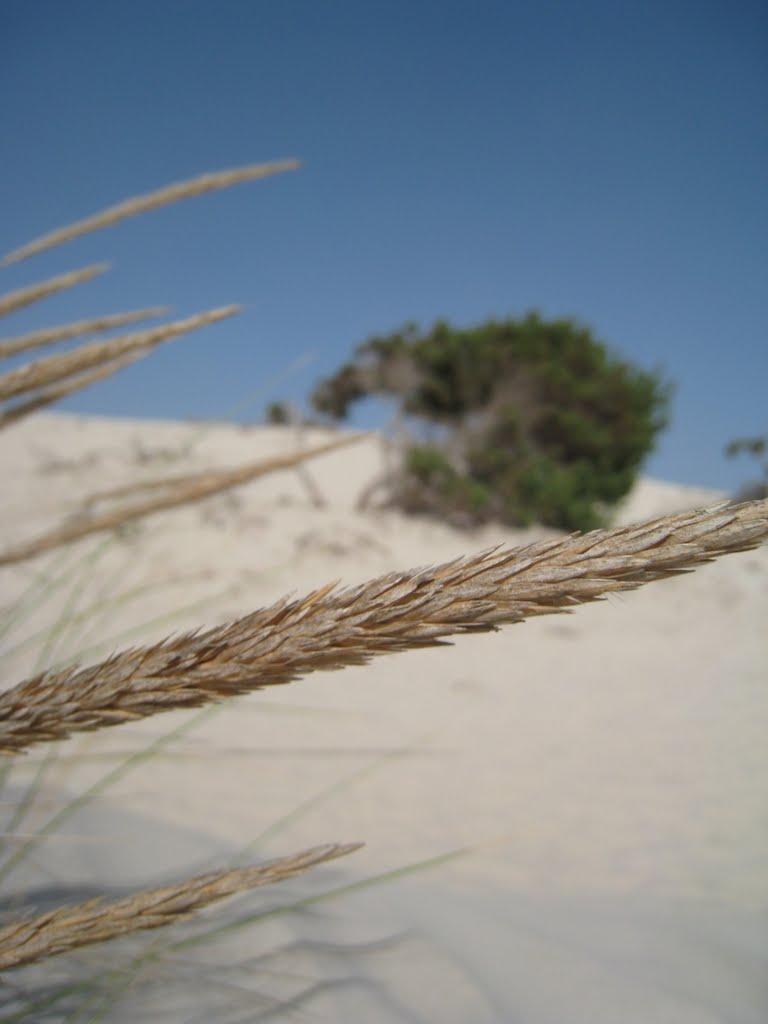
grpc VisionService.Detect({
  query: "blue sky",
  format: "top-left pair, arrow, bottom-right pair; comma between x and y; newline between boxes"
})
1,0 -> 766,490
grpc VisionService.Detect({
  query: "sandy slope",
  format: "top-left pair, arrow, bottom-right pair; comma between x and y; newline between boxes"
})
1,413 -> 766,1023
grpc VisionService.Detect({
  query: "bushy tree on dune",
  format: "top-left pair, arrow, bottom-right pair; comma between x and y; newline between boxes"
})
6,163 -> 766,1015
311,313 -> 672,531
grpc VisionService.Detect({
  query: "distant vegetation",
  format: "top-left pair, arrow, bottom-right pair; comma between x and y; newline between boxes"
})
312,313 -> 671,531
726,435 -> 768,501
3,162 -> 767,1013
265,399 -> 291,425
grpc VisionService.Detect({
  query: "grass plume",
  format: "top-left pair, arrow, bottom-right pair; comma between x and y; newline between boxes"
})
0,843 -> 361,970
0,158 -> 367,997
0,305 -> 239,403
0,306 -> 170,360
0,264 -> 109,319
2,160 -> 301,266
1,497 -> 765,756
0,354 -> 143,431
0,432 -> 363,566
3,158 -> 761,1010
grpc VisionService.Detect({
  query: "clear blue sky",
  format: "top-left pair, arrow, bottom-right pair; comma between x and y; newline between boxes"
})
1,0 -> 766,490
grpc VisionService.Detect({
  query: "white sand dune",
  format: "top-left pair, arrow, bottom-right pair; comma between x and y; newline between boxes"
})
1,413 -> 766,1022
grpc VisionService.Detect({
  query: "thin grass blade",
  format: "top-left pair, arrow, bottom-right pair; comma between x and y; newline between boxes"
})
2,161 -> 300,266
0,265 -> 109,319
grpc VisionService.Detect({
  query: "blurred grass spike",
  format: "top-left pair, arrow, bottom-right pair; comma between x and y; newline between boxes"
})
0,305 -> 240,404
2,159 -> 302,266
0,353 -> 143,431
0,432 -> 363,566
0,306 -> 171,360
0,842 -> 362,970
0,264 -> 109,319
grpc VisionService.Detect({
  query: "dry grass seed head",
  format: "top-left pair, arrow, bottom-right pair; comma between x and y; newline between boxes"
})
2,160 -> 301,266
0,353 -> 145,431
0,843 -> 362,970
1,498 -> 765,756
0,264 -> 109,319
0,306 -> 171,360
0,305 -> 240,403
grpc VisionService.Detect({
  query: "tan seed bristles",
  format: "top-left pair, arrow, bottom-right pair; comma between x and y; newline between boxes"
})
0,305 -> 239,403
0,842 -> 361,970
1,499 -> 765,757
2,160 -> 301,266
0,433 -> 364,566
0,264 -> 109,319
0,354 -> 144,431
0,306 -> 171,360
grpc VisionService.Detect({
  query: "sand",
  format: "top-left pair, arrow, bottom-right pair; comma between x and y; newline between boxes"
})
1,412 -> 766,1022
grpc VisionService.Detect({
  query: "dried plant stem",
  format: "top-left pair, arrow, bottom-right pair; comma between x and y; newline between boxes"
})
0,433 -> 363,567
2,160 -> 301,266
0,354 -> 143,431
85,456 -> 326,505
0,306 -> 170,360
0,843 -> 361,970
0,264 -> 109,319
1,499 -> 766,756
0,305 -> 239,403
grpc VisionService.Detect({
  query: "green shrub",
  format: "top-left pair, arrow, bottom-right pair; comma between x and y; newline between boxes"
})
265,400 -> 291,424
403,445 -> 492,524
311,313 -> 672,531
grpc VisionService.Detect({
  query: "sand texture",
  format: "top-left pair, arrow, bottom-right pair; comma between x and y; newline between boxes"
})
1,413 -> 766,1022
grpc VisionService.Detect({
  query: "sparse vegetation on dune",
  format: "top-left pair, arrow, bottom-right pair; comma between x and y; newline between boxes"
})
1,163 -> 766,1015
312,315 -> 671,531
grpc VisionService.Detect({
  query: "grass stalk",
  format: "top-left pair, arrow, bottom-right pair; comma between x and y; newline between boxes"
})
1,497 -> 766,756
0,354 -> 144,431
0,432 -> 363,567
2,160 -> 300,266
0,306 -> 239,403
0,265 -> 109,320
170,846 -> 468,955
0,539 -> 116,851
0,307 -> 170,360
52,845 -> 467,1022
0,706 -> 222,885
0,843 -> 361,970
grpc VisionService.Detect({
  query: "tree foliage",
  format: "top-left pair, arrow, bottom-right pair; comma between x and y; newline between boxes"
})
265,400 -> 291,425
312,313 -> 671,531
725,434 -> 768,501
